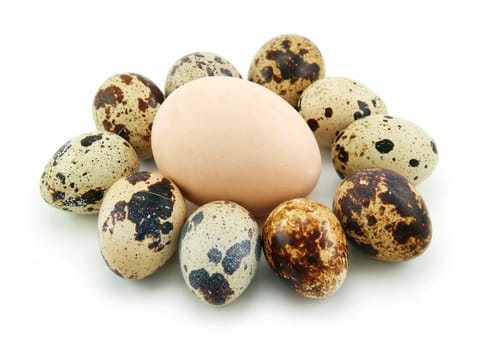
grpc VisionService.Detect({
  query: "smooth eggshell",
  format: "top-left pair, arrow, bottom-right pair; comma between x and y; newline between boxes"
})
164,51 -> 241,97
93,73 -> 164,159
248,34 -> 325,106
331,115 -> 438,184
40,131 -> 139,214
98,171 -> 186,279
151,76 -> 321,216
262,198 -> 348,298
298,76 -> 388,147
179,201 -> 261,306
333,168 -> 432,262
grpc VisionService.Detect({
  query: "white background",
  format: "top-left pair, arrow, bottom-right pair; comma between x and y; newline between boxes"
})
1,2 -> 477,349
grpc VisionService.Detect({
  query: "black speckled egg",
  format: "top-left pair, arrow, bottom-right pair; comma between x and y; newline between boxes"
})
98,171 -> 186,279
40,131 -> 139,214
333,168 -> 432,262
179,201 -> 261,306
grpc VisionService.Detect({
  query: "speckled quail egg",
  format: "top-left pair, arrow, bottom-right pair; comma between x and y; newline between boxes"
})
92,73 -> 164,159
298,76 -> 388,147
262,198 -> 348,299
164,52 -> 241,97
40,131 -> 139,214
248,34 -> 325,107
331,114 -> 438,184
98,171 -> 186,279
179,201 -> 261,306
333,168 -> 432,262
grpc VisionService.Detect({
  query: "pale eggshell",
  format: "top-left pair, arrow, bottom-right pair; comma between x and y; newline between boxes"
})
298,76 -> 388,147
179,201 -> 261,306
331,115 -> 438,184
40,131 -> 139,214
262,198 -> 348,298
333,168 -> 432,262
151,76 -> 322,216
164,51 -> 241,97
248,34 -> 325,106
93,73 -> 164,159
98,171 -> 186,279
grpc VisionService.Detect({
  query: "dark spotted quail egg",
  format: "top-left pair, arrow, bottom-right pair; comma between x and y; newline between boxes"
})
333,168 -> 432,262
298,76 -> 388,147
248,34 -> 325,107
40,131 -> 139,214
262,198 -> 348,299
98,171 -> 186,279
164,52 -> 241,97
179,201 -> 261,306
331,115 -> 438,184
93,73 -> 164,159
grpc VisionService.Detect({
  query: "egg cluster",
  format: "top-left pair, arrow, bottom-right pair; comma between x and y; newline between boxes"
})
40,34 -> 438,306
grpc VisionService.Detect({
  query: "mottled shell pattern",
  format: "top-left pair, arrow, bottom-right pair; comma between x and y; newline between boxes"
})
179,201 -> 261,306
40,131 -> 139,214
248,34 -> 325,106
98,171 -> 186,279
93,73 -> 164,159
331,115 -> 438,184
262,198 -> 348,299
298,76 -> 388,147
164,52 -> 241,97
333,168 -> 432,262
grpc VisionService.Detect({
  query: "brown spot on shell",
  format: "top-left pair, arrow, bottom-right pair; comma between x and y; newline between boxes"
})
94,85 -> 124,109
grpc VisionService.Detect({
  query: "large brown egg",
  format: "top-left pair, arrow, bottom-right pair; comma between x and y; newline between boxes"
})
333,168 -> 432,262
262,198 -> 348,298
151,77 -> 321,216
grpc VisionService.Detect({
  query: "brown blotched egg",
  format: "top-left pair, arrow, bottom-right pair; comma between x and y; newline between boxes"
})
92,73 -> 164,159
262,198 -> 348,298
298,76 -> 388,147
151,76 -> 321,217
333,168 -> 432,262
248,34 -> 325,107
98,171 -> 186,279
331,115 -> 438,184
164,51 -> 241,97
40,131 -> 139,214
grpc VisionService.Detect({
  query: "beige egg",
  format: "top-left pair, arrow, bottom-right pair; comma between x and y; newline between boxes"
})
248,34 -> 325,106
331,115 -> 438,184
40,131 -> 139,214
179,201 -> 261,306
298,76 -> 388,147
333,168 -> 432,262
151,76 -> 321,216
93,73 -> 164,159
98,171 -> 186,279
164,51 -> 241,97
262,198 -> 348,298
